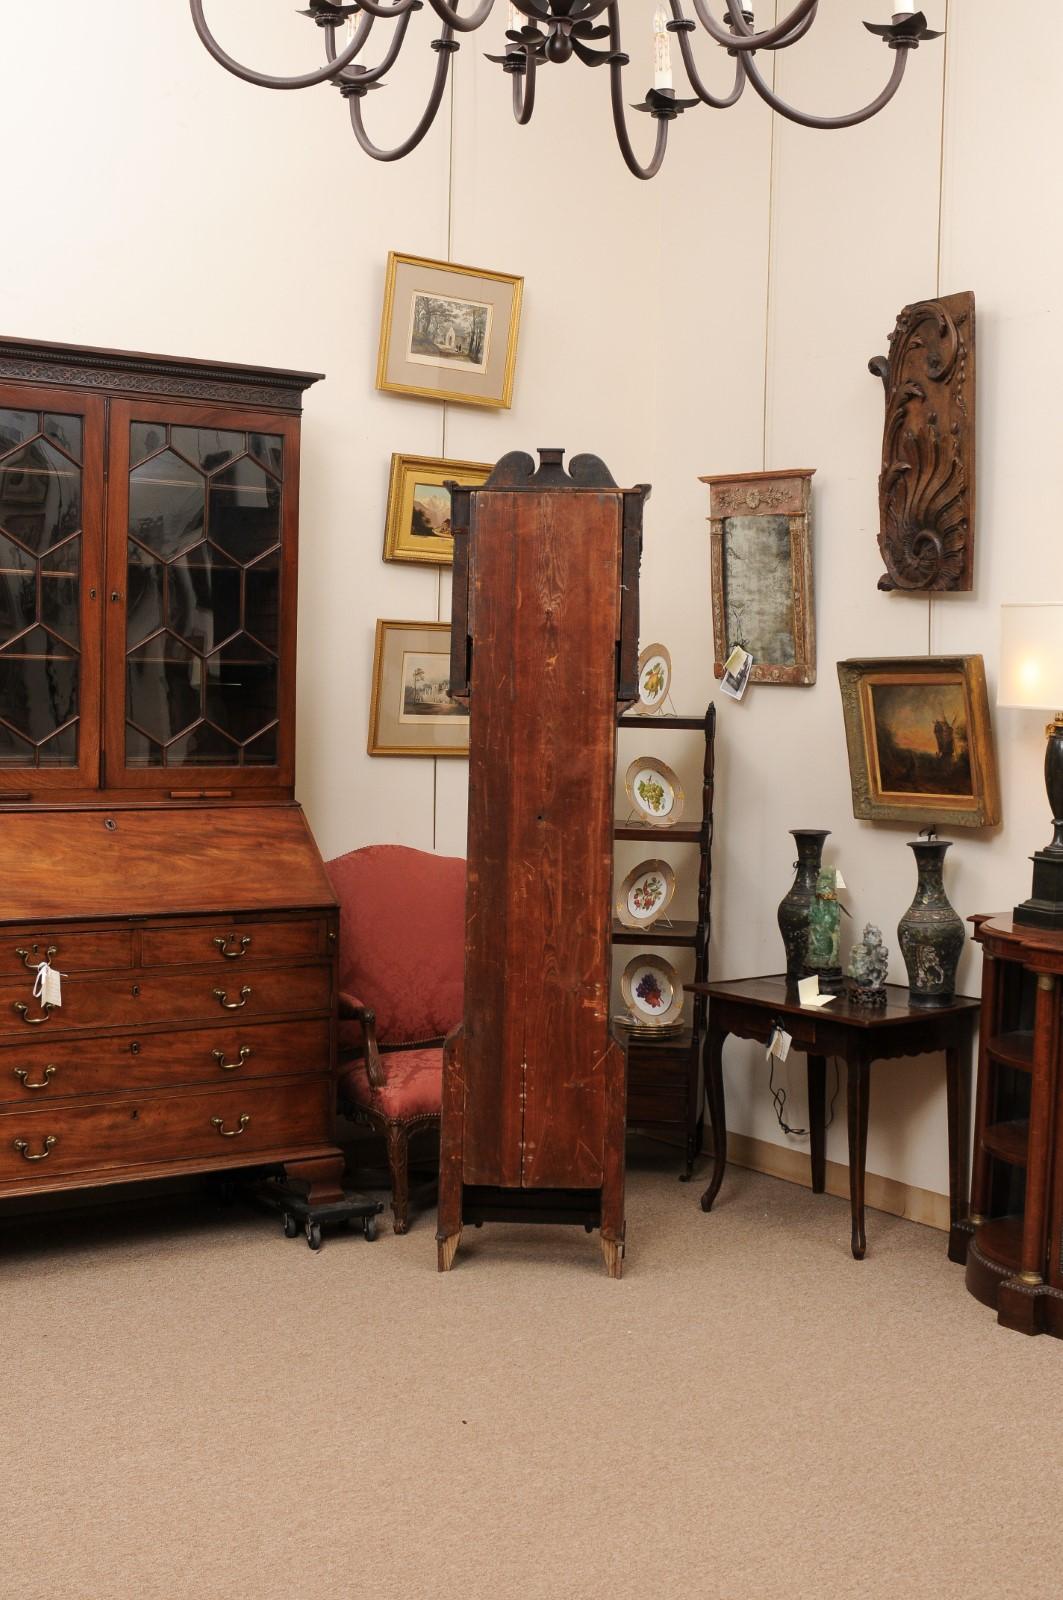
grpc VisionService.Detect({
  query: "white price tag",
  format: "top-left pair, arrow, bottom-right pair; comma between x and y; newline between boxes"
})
797,975 -> 836,1009
769,1025 -> 792,1062
835,869 -> 846,891
32,960 -> 63,1009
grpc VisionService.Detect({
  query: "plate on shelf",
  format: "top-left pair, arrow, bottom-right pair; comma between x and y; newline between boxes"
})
624,757 -> 684,828
619,954 -> 684,1029
613,1014 -> 686,1041
615,859 -> 677,929
635,643 -> 671,715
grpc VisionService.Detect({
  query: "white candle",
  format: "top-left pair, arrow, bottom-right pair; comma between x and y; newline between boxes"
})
893,0 -> 918,13
653,2 -> 672,91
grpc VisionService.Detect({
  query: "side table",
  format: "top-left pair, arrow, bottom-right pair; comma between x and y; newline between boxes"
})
687,976 -> 979,1260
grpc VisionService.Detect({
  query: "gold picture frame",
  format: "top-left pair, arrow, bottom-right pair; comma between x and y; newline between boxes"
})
837,655 -> 1001,828
368,620 -> 469,758
701,468 -> 816,687
382,452 -> 492,566
376,251 -> 523,409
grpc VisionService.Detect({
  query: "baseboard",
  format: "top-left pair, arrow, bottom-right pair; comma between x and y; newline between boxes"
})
725,1131 -> 950,1233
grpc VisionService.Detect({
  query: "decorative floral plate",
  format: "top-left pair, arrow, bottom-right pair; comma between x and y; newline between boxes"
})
619,954 -> 684,1029
615,859 -> 677,929
624,756 -> 684,828
635,643 -> 671,715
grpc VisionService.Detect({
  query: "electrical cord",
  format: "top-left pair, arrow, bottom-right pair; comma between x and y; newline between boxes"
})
768,1055 -> 841,1139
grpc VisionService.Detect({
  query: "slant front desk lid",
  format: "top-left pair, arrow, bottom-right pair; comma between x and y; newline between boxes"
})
0,806 -> 335,923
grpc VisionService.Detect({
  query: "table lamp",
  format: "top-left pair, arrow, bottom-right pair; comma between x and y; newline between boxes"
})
999,603 -> 1063,927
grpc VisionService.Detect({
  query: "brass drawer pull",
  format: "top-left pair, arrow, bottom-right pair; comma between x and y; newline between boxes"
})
14,1003 -> 54,1027
14,1065 -> 57,1092
13,1135 -> 57,1162
212,1046 -> 251,1072
212,986 -> 252,1011
14,944 -> 57,971
214,935 -> 252,960
210,1114 -> 250,1138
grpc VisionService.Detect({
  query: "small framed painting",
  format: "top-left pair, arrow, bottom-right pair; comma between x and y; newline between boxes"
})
376,252 -> 523,409
383,453 -> 492,567
368,620 -> 469,758
701,468 -> 816,687
837,655 -> 1001,827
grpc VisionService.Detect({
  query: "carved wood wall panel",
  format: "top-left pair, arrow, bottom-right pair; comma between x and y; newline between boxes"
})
869,291 -> 976,593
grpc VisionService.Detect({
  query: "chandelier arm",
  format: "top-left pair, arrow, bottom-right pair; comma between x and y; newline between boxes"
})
346,30 -> 455,159
425,0 -> 497,32
757,4 -> 819,50
739,40 -> 909,128
189,0 -> 373,88
325,10 -> 416,83
606,7 -> 669,181
352,0 -> 422,14
512,55 -> 538,125
688,0 -> 818,52
669,2 -> 745,109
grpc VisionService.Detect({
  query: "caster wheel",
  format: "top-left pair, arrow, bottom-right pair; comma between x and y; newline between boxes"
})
283,1212 -> 299,1239
305,1220 -> 322,1251
363,1216 -> 377,1241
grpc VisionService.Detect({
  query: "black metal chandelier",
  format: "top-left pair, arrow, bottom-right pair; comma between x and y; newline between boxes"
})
190,1 -> 942,181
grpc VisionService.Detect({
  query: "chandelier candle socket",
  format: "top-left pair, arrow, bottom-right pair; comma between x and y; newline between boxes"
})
189,1 -> 944,182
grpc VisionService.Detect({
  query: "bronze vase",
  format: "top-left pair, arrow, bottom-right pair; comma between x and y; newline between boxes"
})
777,829 -> 830,983
898,838 -> 965,1009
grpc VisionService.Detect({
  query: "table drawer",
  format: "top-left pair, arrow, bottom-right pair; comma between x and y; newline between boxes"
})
0,930 -> 133,976
141,919 -> 326,969
0,1078 -> 333,1187
0,964 -> 333,1038
0,1019 -> 331,1104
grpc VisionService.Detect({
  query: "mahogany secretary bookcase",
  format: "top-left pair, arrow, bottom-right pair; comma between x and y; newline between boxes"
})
0,337 -> 345,1216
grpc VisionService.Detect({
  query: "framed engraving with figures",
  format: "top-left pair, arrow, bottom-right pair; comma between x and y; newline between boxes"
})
700,468 -> 816,687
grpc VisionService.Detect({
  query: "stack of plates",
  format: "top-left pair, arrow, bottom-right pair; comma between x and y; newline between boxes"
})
613,1014 -> 687,1042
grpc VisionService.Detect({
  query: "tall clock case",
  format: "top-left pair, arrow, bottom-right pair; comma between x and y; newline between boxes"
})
0,339 -> 345,1214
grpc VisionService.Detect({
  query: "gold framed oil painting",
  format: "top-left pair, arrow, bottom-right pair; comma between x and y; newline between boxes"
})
701,468 -> 816,687
368,620 -> 469,758
837,655 -> 1000,828
376,252 -> 523,409
383,452 -> 492,566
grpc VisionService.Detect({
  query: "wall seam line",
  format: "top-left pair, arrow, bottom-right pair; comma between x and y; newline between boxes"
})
433,48 -> 459,853
760,0 -> 781,472
928,0 -> 950,658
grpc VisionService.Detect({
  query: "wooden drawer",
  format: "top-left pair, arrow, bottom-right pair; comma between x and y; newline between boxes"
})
140,918 -> 326,969
0,1078 -> 332,1188
0,929 -> 133,976
0,1019 -> 331,1104
0,963 -> 332,1039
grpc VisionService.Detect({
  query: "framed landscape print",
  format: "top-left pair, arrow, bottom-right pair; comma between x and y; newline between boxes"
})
383,452 -> 492,566
368,620 -> 469,758
701,468 -> 816,686
376,252 -> 523,409
837,655 -> 1001,827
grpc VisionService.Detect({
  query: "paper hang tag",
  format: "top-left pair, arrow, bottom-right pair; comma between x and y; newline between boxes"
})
32,961 -> 62,1009
834,869 -> 847,891
766,1025 -> 792,1063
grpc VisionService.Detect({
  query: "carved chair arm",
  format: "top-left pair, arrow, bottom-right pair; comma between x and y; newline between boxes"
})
338,991 -> 385,1089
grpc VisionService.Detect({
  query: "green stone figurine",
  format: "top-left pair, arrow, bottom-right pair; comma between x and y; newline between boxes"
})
806,867 -> 843,992
847,923 -> 889,1008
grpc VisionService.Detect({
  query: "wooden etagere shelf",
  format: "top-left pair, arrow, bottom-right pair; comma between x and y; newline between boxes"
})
613,706 -> 716,1179
964,913 -> 1063,1335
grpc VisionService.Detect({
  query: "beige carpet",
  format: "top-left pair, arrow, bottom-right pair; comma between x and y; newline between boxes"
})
4,1152 -> 1062,1600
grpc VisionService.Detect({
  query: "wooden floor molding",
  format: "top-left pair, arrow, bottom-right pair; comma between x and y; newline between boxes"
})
725,1131 -> 950,1233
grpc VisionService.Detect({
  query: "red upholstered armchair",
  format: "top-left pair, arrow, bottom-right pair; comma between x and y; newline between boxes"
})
325,844 -> 465,1234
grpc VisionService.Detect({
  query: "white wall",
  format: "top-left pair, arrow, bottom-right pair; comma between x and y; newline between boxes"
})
3,0 -> 1059,1201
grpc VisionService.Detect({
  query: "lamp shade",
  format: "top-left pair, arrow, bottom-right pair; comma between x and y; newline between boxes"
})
998,604 -> 1063,710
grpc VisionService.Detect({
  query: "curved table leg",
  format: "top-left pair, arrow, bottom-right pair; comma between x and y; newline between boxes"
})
848,1056 -> 871,1259
699,1026 -> 728,1213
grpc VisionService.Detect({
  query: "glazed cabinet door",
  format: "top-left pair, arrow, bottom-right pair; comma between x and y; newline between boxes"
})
0,386 -> 104,793
103,399 -> 298,794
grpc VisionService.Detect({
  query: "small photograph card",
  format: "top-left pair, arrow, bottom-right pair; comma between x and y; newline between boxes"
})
720,644 -> 753,702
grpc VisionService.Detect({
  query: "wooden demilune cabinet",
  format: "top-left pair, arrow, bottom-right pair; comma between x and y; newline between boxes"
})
966,914 -> 1063,1336
0,338 -> 345,1216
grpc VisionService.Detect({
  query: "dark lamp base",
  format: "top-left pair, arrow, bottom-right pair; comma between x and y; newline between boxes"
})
1014,849 -> 1063,930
